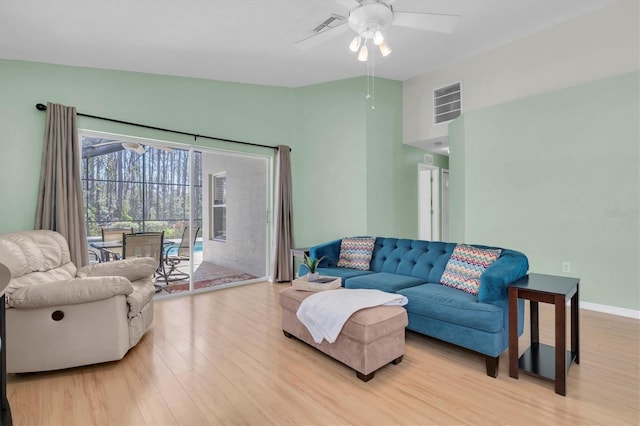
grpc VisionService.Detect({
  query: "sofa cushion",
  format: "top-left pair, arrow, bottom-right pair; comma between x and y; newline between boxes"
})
317,267 -> 374,283
398,283 -> 504,333
345,272 -> 426,293
440,244 -> 501,295
337,237 -> 375,270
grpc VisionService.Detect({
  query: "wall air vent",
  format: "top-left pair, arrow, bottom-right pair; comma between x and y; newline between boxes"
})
423,154 -> 434,165
434,82 -> 462,124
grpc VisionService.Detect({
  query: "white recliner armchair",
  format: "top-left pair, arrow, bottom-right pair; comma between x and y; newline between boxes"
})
0,230 -> 156,373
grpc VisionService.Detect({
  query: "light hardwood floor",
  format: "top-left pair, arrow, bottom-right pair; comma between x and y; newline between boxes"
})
7,282 -> 640,425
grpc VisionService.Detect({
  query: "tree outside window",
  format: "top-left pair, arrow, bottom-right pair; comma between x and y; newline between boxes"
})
81,136 -> 202,240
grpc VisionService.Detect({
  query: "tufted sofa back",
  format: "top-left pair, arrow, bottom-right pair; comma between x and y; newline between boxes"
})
311,236 -> 527,288
0,230 -> 77,296
370,237 -> 458,283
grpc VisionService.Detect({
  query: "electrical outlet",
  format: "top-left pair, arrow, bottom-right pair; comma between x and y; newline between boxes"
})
562,262 -> 571,273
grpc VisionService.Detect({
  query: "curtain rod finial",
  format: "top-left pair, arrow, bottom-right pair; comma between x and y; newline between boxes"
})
36,103 -> 47,111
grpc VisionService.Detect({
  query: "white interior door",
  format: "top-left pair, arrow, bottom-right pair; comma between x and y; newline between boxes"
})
418,164 -> 440,241
441,169 -> 450,241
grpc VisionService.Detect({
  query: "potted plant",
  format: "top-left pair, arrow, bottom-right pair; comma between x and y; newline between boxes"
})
302,254 -> 325,282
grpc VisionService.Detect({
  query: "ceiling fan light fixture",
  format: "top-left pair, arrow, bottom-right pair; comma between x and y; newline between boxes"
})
122,141 -> 146,154
378,40 -> 392,57
357,44 -> 368,62
349,35 -> 361,52
373,30 -> 384,45
348,1 -> 393,35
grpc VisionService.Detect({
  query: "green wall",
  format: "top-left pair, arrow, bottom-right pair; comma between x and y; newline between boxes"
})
365,79 -> 432,239
292,78 -> 368,244
290,77 -> 428,245
449,71 -> 640,310
448,118 -> 466,243
0,59 -> 422,251
0,60 -> 293,233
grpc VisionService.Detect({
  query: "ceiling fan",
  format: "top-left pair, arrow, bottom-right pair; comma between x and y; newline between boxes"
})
88,140 -> 173,155
294,0 -> 460,58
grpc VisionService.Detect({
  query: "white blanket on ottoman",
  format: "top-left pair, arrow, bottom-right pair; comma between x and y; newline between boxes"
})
296,289 -> 408,344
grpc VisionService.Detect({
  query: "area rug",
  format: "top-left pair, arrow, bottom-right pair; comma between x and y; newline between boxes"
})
161,273 -> 256,294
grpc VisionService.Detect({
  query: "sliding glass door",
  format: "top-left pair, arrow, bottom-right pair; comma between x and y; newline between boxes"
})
80,131 -> 269,297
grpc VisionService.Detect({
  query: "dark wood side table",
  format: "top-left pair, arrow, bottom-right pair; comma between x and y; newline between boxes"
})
290,247 -> 310,281
508,273 -> 579,396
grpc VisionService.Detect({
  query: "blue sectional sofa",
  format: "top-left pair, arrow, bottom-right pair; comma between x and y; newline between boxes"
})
299,237 -> 529,377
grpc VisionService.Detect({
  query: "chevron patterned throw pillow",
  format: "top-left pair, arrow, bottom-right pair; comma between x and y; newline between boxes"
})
336,237 -> 375,271
440,244 -> 501,295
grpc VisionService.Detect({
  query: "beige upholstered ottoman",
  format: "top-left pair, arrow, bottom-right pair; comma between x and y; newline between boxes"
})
279,287 -> 408,381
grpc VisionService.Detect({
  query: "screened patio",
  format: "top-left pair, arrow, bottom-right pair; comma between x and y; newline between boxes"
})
81,135 -> 259,296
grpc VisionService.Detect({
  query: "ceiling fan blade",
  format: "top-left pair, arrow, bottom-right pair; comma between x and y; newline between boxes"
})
146,142 -> 173,153
333,0 -> 361,10
91,140 -> 121,148
393,11 -> 459,34
294,23 -> 350,50
89,139 -> 172,153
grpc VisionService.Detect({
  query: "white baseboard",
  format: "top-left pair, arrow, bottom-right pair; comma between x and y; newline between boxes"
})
580,301 -> 640,319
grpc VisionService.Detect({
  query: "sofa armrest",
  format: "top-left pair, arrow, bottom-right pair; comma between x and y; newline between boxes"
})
310,239 -> 342,267
8,276 -> 134,309
478,250 -> 529,303
297,239 -> 342,276
77,257 -> 158,282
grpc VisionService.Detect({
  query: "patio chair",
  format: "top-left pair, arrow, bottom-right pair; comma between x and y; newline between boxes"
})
122,231 -> 165,292
161,226 -> 200,282
88,247 -> 102,264
101,227 -> 134,261
122,231 -> 164,265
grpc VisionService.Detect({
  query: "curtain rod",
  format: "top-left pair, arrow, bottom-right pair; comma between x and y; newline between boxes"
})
35,103 -> 288,151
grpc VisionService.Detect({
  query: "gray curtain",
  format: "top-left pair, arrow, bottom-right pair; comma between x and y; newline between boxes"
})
35,102 -> 89,267
271,145 -> 293,282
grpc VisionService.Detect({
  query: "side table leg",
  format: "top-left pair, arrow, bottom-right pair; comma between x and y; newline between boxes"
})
530,301 -> 539,344
572,286 -> 580,364
290,254 -> 295,282
508,287 -> 519,379
555,294 -> 567,396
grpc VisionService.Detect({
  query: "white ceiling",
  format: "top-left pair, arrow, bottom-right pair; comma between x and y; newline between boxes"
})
0,0 -> 615,88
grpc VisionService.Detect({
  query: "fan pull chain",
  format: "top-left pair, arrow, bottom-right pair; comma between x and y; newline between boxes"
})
365,38 -> 372,102
365,68 -> 370,101
363,38 -> 376,110
371,42 -> 375,110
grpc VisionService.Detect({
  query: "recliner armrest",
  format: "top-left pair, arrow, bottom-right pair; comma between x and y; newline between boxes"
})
7,276 -> 134,309
77,257 -> 158,282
